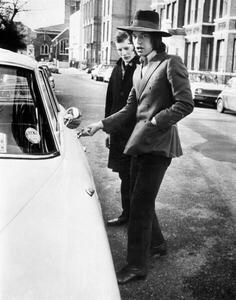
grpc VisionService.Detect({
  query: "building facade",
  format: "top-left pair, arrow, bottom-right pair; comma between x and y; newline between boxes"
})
80,0 -> 102,67
69,9 -> 84,67
51,28 -> 70,67
153,0 -> 236,83
100,0 -> 152,65
33,24 -> 65,62
69,0 -> 152,67
33,0 -> 79,63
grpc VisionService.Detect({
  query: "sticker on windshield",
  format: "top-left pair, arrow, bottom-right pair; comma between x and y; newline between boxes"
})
0,132 -> 7,153
25,128 -> 41,144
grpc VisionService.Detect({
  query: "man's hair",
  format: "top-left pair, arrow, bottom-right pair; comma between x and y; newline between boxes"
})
115,31 -> 132,44
149,33 -> 166,52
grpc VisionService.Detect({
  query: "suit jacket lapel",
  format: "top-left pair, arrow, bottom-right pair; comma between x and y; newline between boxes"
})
136,52 -> 166,101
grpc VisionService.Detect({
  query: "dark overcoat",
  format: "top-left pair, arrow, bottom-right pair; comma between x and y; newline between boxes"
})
103,52 -> 194,157
105,56 -> 139,172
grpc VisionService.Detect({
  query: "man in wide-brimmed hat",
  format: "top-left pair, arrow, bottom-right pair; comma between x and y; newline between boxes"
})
80,10 -> 194,284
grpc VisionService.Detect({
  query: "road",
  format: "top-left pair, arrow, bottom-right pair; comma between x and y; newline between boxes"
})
55,69 -> 236,300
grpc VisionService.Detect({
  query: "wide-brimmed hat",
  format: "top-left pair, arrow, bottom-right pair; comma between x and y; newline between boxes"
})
117,10 -> 171,37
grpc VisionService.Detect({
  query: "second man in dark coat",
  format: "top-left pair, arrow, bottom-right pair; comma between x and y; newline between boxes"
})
105,31 -> 139,226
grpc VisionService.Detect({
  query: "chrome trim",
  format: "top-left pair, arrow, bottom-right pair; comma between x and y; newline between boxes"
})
0,151 -> 60,160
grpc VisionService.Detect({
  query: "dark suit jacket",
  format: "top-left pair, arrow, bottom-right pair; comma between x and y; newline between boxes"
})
105,56 -> 138,171
102,51 -> 194,158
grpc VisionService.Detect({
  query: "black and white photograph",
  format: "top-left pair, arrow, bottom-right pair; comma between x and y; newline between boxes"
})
0,0 -> 235,299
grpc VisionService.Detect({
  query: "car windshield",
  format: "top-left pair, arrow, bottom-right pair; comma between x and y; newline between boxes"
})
0,65 -> 58,158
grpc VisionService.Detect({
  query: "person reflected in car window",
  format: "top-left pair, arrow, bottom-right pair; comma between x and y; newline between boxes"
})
105,31 -> 139,227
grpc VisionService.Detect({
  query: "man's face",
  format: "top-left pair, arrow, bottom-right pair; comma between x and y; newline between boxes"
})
132,31 -> 153,57
116,39 -> 135,63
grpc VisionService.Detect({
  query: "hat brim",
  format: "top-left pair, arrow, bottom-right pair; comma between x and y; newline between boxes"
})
117,26 -> 171,37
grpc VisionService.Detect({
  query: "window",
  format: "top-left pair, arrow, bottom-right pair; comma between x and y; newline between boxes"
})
103,0 -> 106,16
59,39 -> 69,55
70,0 -> 80,14
102,22 -> 105,42
0,65 -> 57,157
194,0 -> 199,22
187,0 -> 192,24
160,7 -> 164,24
40,44 -> 49,55
171,1 -> 176,27
191,42 -> 198,70
166,3 -> 171,19
185,42 -> 191,68
215,39 -> 225,72
203,0 -> 210,22
219,0 -> 224,18
106,47 -> 108,64
211,0 -> 217,21
106,20 -> 110,41
204,41 -> 213,70
107,0 -> 110,15
232,39 -> 236,72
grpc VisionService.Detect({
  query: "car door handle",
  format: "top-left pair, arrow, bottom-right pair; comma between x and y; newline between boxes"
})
86,187 -> 95,197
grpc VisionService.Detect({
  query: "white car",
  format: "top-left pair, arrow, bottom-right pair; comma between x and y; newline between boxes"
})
0,48 -> 120,300
216,77 -> 236,113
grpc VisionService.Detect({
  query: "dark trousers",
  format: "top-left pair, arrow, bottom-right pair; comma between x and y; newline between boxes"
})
118,161 -> 131,218
127,154 -> 172,270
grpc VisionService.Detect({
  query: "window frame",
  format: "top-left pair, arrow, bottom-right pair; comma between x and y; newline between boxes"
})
38,70 -> 61,146
59,39 -> 69,55
40,44 -> 49,55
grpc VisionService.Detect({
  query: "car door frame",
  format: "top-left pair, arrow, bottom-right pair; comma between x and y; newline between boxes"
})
37,69 -> 62,150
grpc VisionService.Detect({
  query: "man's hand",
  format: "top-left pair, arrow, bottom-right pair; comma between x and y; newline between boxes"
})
105,134 -> 110,148
77,121 -> 104,138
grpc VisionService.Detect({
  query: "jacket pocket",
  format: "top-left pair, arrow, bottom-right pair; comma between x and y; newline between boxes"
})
124,121 -> 182,157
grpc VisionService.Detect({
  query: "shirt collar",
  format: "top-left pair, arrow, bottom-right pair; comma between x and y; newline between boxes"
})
140,50 -> 157,66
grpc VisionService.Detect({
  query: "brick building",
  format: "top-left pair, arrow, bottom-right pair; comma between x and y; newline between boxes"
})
33,0 -> 80,63
33,24 -> 66,62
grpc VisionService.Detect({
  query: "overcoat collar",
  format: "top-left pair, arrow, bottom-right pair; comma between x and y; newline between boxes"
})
136,51 -> 167,101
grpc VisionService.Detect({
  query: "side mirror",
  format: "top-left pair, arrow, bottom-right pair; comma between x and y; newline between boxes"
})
63,107 -> 82,129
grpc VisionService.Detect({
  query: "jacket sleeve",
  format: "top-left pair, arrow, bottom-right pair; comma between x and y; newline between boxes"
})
102,87 -> 137,134
153,56 -> 194,129
104,69 -> 114,118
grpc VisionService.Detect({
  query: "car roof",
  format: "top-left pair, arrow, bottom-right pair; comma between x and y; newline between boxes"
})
0,48 -> 38,71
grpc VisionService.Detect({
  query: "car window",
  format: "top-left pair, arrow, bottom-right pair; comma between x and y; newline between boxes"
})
0,65 -> 58,157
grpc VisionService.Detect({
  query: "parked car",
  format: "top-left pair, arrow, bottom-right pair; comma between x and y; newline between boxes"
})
39,64 -> 55,90
103,65 -> 113,82
0,48 -> 120,300
216,77 -> 236,113
190,74 -> 225,107
91,64 -> 108,81
47,62 -> 59,74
